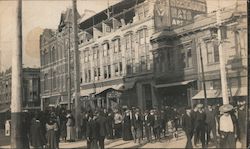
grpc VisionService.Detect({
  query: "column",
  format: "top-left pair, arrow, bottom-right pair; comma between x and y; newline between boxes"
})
136,83 -> 144,110
151,81 -> 158,108
121,38 -> 126,76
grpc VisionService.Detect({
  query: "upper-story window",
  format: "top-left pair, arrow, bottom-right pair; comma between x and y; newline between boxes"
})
206,40 -> 219,64
137,3 -> 150,21
93,46 -> 99,59
103,42 -> 110,56
44,73 -> 48,91
138,28 -> 149,45
84,48 -> 89,62
113,38 -> 121,53
180,46 -> 193,68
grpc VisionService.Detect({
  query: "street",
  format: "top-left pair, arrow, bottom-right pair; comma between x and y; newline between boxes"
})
0,130 -> 243,148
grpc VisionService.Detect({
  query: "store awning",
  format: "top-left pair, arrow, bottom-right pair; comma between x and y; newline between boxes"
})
96,84 -> 124,94
192,90 -> 221,100
192,87 -> 247,100
80,88 -> 96,97
155,80 -> 195,88
0,107 -> 10,113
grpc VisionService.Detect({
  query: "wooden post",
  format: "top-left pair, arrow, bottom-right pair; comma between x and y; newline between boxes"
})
11,0 -> 24,148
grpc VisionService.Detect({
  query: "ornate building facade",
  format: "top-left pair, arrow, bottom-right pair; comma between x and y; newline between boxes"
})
40,0 -> 247,110
151,3 -> 247,107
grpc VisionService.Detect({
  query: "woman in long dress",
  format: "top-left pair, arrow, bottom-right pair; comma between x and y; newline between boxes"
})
46,117 -> 58,149
122,110 -> 133,141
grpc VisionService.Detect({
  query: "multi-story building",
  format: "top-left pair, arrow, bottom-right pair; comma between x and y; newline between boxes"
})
151,3 -> 247,107
0,67 -> 41,111
40,0 -> 207,110
77,0 -> 207,110
0,67 -> 40,128
40,0 -> 247,110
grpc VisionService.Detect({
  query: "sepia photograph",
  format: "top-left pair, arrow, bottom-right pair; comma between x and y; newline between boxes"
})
0,0 -> 248,148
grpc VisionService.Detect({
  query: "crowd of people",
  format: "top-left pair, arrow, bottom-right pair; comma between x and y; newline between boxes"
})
11,99 -> 247,149
182,100 -> 247,149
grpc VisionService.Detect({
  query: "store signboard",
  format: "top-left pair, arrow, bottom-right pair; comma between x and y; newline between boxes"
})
170,0 -> 206,13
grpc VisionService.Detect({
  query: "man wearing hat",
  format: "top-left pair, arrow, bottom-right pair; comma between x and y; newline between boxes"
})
237,100 -> 247,148
194,104 -> 206,148
218,104 -> 238,148
182,106 -> 194,148
205,104 -> 217,146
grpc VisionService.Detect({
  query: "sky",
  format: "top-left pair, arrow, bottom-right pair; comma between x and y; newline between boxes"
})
0,0 -> 245,71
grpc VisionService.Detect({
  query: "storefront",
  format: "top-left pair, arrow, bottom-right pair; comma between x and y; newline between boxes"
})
155,80 -> 197,108
192,86 -> 247,105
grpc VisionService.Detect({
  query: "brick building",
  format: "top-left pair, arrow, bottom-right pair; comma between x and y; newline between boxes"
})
40,0 -> 247,110
151,3 -> 247,107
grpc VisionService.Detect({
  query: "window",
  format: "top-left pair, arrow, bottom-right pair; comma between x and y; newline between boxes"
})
126,60 -> 132,75
206,42 -> 213,64
88,70 -> 91,82
104,66 -> 107,79
85,70 -> 88,82
119,62 -> 123,75
180,47 -> 192,68
92,46 -> 99,59
138,29 -> 144,45
187,48 -> 192,68
84,49 -> 89,62
206,41 -> 219,64
98,68 -> 101,78
103,43 -> 109,56
141,56 -> 146,71
115,63 -> 119,76
113,39 -> 121,53
138,7 -> 144,20
166,49 -> 174,70
108,65 -> 111,78
144,4 -> 149,17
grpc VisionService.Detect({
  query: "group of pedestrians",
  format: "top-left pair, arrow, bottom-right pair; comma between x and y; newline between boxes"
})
182,100 -> 247,148
11,99 -> 247,149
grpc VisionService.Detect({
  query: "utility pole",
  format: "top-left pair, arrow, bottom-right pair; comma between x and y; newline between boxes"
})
11,0 -> 24,148
67,22 -> 72,111
198,42 -> 208,107
72,0 -> 81,139
217,3 -> 229,104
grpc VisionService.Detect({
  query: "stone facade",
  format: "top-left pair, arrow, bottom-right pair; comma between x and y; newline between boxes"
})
151,3 -> 247,107
40,0 -> 247,110
0,67 -> 40,111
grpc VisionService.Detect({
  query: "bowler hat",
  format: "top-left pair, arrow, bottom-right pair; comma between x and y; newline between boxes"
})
219,104 -> 233,113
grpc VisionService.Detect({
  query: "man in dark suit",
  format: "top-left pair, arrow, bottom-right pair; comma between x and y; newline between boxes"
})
96,110 -> 108,149
86,112 -> 99,149
195,104 -> 206,149
237,100 -> 246,148
182,106 -> 194,149
205,105 -> 217,145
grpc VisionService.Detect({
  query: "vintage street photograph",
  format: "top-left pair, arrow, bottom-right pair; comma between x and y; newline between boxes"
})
0,0 -> 248,148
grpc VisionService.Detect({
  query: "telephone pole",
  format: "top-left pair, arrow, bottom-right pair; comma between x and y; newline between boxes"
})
198,43 -> 208,107
72,0 -> 81,139
67,22 -> 71,111
217,3 -> 229,104
11,0 -> 24,148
